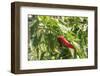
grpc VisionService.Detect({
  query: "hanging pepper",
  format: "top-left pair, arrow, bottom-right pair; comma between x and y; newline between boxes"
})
57,36 -> 74,49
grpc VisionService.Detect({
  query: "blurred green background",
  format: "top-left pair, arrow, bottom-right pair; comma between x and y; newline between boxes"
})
28,15 -> 88,60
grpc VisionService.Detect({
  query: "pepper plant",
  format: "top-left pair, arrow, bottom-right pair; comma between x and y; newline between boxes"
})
28,15 -> 88,60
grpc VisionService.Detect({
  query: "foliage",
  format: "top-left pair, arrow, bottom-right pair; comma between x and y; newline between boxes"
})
28,15 -> 88,60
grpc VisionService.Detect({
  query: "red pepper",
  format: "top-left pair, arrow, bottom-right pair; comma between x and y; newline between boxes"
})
57,36 -> 74,49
